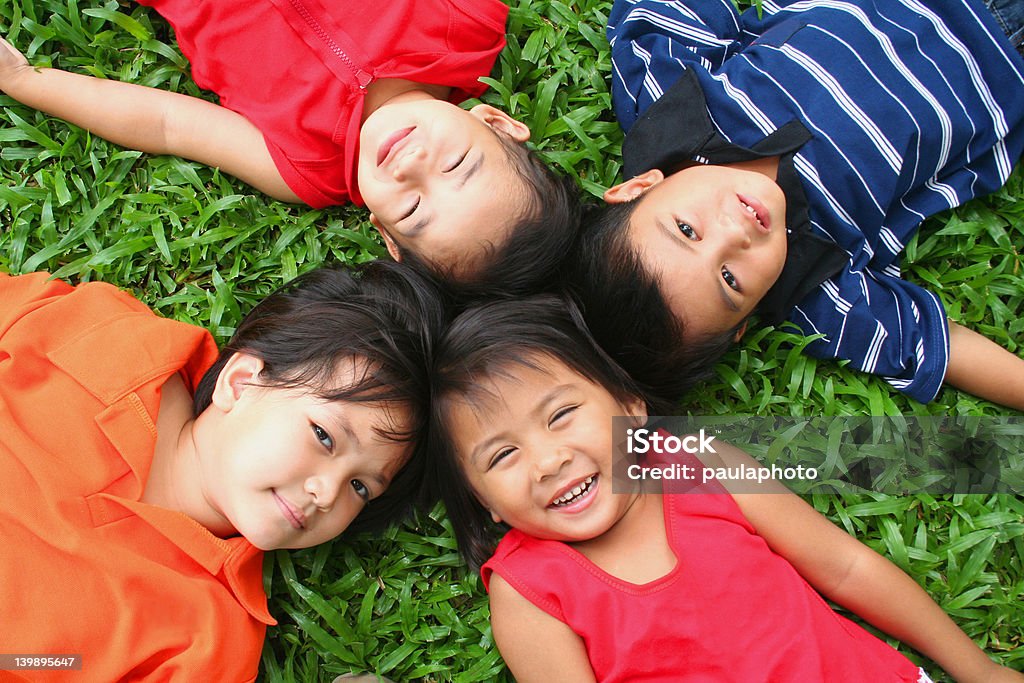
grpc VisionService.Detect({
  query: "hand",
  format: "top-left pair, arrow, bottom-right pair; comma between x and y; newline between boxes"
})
0,35 -> 30,87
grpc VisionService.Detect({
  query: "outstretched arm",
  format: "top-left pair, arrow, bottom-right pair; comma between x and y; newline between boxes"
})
0,36 -> 301,202
715,443 -> 1022,683
488,574 -> 597,683
945,321 -> 1024,411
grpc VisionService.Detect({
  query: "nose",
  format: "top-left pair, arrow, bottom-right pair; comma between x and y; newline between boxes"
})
304,471 -> 342,511
711,214 -> 752,257
531,446 -> 573,482
392,145 -> 428,182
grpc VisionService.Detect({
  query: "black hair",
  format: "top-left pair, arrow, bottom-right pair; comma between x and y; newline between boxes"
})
568,200 -> 739,408
193,261 -> 446,535
399,134 -> 583,302
428,294 -> 646,568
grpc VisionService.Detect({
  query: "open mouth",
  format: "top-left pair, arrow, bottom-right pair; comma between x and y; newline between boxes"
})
738,195 -> 770,232
550,475 -> 597,508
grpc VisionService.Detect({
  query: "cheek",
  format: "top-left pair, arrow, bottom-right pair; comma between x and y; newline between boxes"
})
320,506 -> 359,540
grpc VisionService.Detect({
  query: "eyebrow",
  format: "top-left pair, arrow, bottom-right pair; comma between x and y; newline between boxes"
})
454,153 -> 483,191
718,282 -> 740,313
331,414 -> 362,452
659,217 -> 695,253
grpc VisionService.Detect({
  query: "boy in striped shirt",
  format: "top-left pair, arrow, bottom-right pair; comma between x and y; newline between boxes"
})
573,0 -> 1024,410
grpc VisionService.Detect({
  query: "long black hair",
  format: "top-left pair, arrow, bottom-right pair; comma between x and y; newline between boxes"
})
193,261 -> 446,534
427,293 -> 645,568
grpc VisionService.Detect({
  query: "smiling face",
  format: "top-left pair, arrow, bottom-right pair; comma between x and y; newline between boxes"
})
608,162 -> 788,339
446,354 -> 646,543
194,354 -> 410,550
357,97 -> 532,274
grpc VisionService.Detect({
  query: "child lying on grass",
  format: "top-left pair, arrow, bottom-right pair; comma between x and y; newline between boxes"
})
572,0 -> 1024,410
0,0 -> 579,288
0,262 -> 442,681
428,295 -> 1023,682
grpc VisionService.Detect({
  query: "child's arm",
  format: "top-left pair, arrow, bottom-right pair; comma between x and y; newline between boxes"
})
0,36 -> 302,203
714,442 -> 1022,683
488,574 -> 598,683
945,321 -> 1024,411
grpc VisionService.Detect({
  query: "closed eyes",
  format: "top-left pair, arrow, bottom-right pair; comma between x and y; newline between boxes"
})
400,197 -> 420,221
444,151 -> 468,173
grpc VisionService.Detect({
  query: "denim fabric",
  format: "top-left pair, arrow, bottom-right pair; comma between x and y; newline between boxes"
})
986,0 -> 1024,52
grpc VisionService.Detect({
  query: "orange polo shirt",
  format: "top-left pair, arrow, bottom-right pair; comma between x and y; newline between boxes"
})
0,273 -> 275,682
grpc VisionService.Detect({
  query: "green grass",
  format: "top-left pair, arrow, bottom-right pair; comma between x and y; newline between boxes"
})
0,0 -> 1021,680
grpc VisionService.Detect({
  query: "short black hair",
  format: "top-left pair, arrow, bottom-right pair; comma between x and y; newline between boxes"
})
400,135 -> 582,302
568,200 -> 738,408
193,261 -> 446,535
428,294 -> 645,568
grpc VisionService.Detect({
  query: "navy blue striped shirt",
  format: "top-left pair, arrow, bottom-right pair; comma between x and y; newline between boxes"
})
609,0 -> 1024,401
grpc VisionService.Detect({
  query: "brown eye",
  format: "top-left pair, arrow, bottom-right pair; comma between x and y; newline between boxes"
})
677,222 -> 697,240
351,480 -> 370,501
312,424 -> 333,450
722,266 -> 740,291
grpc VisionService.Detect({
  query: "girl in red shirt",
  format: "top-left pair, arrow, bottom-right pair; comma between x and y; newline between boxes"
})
427,295 -> 1022,683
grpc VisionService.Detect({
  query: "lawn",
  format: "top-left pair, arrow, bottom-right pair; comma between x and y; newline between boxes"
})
0,0 -> 1021,680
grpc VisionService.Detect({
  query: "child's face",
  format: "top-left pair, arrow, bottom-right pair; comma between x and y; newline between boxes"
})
196,355 -> 410,550
357,98 -> 532,275
447,354 -> 646,543
608,163 -> 789,338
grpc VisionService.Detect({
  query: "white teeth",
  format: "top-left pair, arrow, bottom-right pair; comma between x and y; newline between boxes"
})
741,201 -> 763,225
552,476 -> 595,507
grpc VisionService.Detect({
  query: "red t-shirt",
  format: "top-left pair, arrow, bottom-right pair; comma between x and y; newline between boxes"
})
0,273 -> 272,681
137,0 -> 509,207
482,453 -> 922,681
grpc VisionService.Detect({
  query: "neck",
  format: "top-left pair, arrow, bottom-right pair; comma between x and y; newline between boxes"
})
361,79 -> 452,122
143,374 -> 234,537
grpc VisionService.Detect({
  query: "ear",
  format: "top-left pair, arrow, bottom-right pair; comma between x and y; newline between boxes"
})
623,395 -> 649,426
490,509 -> 504,525
211,352 -> 265,411
732,321 -> 749,342
469,104 -> 531,143
369,213 -> 403,261
603,169 -> 664,204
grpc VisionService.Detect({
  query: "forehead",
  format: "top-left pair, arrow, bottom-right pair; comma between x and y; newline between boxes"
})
401,192 -> 525,277
446,353 -> 608,422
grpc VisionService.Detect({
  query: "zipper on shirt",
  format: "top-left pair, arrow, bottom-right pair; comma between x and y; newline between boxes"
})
284,0 -> 374,88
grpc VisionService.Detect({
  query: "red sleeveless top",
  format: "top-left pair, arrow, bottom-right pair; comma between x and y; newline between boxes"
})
481,456 -> 923,681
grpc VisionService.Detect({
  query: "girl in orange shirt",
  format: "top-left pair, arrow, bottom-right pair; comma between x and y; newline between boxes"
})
0,261 -> 443,681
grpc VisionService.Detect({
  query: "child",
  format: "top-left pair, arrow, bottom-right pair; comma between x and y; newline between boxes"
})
0,0 -> 579,287
571,0 -> 1024,410
0,261 -> 443,681
428,295 -> 1023,682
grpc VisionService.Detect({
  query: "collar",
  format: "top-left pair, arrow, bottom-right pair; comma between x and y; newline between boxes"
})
622,70 -> 848,324
49,304 -> 274,625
